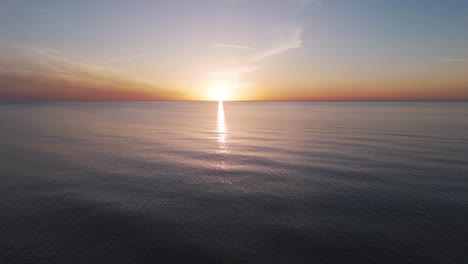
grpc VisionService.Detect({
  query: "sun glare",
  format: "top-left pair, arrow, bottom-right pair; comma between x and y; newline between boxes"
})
211,85 -> 230,101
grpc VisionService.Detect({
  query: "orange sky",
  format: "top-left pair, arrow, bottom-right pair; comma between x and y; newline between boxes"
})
0,1 -> 467,101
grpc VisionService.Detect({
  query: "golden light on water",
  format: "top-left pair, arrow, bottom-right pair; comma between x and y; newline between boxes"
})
217,101 -> 228,154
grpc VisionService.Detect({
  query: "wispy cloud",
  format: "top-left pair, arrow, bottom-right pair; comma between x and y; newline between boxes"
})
207,28 -> 304,91
439,58 -> 468,62
211,28 -> 304,60
211,43 -> 254,50
15,44 -> 123,77
0,44 -> 184,100
250,28 -> 303,61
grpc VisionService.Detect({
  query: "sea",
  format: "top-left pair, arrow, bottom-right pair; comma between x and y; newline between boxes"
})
0,101 -> 467,263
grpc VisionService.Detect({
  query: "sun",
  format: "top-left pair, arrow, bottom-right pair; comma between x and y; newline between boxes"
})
211,85 -> 230,101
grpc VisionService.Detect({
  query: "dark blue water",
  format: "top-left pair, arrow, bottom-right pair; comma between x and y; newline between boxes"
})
1,101 -> 467,263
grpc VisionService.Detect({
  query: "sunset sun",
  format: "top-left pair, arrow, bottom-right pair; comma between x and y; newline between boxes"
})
211,85 -> 230,101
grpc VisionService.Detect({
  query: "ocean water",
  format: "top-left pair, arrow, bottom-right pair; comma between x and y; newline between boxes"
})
0,101 -> 467,264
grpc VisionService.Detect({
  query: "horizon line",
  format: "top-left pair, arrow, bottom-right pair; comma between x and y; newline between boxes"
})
1,99 -> 467,103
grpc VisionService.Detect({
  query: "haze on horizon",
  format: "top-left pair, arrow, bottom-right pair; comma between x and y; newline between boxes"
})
0,0 -> 467,101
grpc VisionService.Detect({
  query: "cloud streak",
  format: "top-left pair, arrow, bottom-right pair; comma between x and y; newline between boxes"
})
211,43 -> 254,50
250,29 -> 303,61
207,28 -> 304,92
0,44 -> 184,100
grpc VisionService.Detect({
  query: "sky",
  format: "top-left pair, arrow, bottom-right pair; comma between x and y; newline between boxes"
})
0,0 -> 467,101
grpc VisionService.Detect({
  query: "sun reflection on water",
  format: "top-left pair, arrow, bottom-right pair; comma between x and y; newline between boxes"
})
217,101 -> 228,154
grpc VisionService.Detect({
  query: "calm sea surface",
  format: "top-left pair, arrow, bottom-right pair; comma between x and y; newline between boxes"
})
0,101 -> 467,264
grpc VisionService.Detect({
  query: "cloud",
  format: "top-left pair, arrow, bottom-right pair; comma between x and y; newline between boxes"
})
0,44 -> 184,100
15,44 -> 121,75
211,28 -> 304,63
0,72 -> 176,101
211,43 -> 254,50
207,28 -> 305,91
250,28 -> 303,61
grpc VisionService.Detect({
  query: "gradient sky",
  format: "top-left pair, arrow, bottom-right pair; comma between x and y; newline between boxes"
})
1,0 -> 467,100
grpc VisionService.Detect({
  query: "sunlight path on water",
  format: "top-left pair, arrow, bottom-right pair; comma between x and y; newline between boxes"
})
217,101 -> 228,154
